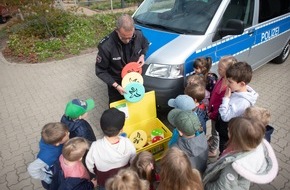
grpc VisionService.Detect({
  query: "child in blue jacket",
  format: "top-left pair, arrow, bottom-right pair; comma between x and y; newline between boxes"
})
28,122 -> 70,189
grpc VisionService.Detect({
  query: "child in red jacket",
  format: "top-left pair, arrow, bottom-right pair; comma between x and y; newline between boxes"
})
207,56 -> 237,157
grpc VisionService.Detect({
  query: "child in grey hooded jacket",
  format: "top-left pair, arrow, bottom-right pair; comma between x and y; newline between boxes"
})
203,117 -> 278,190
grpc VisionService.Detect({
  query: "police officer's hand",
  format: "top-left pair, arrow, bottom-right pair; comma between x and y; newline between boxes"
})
116,85 -> 126,95
137,54 -> 145,67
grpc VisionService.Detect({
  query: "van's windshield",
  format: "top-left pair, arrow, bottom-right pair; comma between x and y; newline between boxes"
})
133,0 -> 222,35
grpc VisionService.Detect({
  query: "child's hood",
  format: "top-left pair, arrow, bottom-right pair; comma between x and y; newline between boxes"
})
102,137 -> 133,160
37,139 -> 63,166
232,139 -> 278,184
61,115 -> 83,132
234,85 -> 258,105
93,137 -> 135,171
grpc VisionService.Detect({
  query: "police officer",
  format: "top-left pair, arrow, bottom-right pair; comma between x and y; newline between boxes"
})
95,14 -> 149,104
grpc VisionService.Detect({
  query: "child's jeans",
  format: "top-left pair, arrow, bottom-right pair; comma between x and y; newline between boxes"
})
215,115 -> 229,155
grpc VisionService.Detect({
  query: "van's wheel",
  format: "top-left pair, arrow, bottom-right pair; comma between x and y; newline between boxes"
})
272,41 -> 290,64
0,16 -> 7,24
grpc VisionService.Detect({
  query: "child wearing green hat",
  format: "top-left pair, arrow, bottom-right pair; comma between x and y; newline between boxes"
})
167,109 -> 208,174
61,98 -> 96,143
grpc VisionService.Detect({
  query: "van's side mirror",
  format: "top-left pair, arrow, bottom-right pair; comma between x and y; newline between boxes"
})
219,19 -> 244,37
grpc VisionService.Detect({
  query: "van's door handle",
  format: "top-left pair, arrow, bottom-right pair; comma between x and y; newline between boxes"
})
248,29 -> 255,35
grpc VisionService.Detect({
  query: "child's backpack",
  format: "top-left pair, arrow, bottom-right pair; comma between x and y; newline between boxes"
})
194,103 -> 209,134
206,73 -> 218,93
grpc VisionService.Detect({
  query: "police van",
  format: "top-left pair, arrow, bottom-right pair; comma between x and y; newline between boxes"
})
133,0 -> 290,109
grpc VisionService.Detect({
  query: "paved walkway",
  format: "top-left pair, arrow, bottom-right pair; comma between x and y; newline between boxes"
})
0,51 -> 290,189
0,51 -> 107,189
249,59 -> 290,190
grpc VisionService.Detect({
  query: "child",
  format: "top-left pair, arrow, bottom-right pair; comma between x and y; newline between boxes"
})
184,84 -> 206,109
167,109 -> 208,174
184,84 -> 208,134
167,94 -> 199,147
217,61 -> 258,154
244,106 -> 274,143
187,73 -> 205,86
157,147 -> 203,190
207,55 -> 237,157
203,117 -> 278,190
187,70 -> 210,108
85,108 -> 136,190
50,137 -> 97,189
61,98 -> 96,143
192,56 -> 218,93
130,151 -> 159,190
168,94 -> 196,111
27,122 -> 70,189
105,169 -> 149,190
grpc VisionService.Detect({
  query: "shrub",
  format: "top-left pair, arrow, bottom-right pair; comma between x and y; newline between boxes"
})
82,0 -> 141,10
4,9 -> 133,63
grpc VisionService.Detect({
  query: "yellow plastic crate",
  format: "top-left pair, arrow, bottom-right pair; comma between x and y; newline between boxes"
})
110,91 -> 172,160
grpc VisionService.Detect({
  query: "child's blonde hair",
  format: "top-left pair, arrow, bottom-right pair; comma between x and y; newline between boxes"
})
130,151 -> 156,186
158,147 -> 203,190
227,117 -> 265,152
244,106 -> 271,126
62,137 -> 89,162
105,168 -> 149,190
219,56 -> 237,70
41,122 -> 69,145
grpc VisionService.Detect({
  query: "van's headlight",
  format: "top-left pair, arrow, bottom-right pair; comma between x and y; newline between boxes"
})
145,63 -> 183,79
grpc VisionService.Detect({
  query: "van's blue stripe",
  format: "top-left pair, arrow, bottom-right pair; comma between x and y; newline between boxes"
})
135,25 -> 179,57
184,33 -> 255,74
136,15 -> 290,75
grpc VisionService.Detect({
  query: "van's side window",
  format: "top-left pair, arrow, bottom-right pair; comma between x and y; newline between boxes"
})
259,0 -> 290,23
212,0 -> 254,41
220,0 -> 254,28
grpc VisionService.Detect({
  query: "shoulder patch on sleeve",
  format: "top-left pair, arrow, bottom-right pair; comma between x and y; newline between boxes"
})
99,36 -> 109,44
96,54 -> 102,63
226,173 -> 235,181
